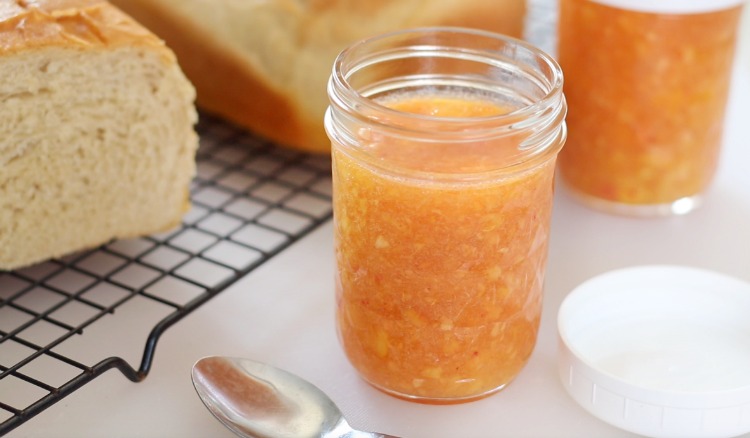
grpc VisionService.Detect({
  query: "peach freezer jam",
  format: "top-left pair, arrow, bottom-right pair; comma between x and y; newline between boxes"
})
558,0 -> 742,206
332,93 -> 557,401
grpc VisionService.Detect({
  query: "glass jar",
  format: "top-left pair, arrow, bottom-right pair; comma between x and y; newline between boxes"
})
558,0 -> 745,216
325,27 -> 567,403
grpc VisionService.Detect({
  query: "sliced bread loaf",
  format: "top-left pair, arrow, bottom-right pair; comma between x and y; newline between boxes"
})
0,0 -> 198,270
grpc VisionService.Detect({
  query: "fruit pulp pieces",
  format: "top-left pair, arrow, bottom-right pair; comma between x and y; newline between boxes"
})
332,93 -> 556,401
558,0 -> 741,205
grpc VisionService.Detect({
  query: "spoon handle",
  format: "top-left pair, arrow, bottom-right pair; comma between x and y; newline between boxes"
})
342,429 -> 399,438
349,433 -> 399,438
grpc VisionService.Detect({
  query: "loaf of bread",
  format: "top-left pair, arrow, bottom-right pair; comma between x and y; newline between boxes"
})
110,0 -> 526,153
0,0 -> 198,271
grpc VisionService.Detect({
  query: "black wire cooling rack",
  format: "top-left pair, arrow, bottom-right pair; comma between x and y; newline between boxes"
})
0,113 -> 333,435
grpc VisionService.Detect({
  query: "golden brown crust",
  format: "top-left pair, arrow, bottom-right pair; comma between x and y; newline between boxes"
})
110,0 -> 526,154
110,0 -> 306,150
304,0 -> 526,36
0,0 -> 174,62
436,1 -> 526,37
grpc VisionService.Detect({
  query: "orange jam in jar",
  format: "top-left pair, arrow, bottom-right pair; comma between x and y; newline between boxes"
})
325,28 -> 567,403
558,0 -> 744,216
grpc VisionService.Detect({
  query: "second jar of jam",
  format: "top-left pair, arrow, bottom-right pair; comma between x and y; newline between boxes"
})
558,0 -> 744,216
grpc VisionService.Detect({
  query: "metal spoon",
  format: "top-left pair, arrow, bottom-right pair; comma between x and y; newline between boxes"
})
191,356 -> 398,438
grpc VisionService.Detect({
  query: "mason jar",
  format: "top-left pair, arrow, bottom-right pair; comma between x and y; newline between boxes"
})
558,0 -> 745,216
325,27 -> 567,403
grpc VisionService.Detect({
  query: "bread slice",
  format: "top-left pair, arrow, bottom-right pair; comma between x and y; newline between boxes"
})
0,0 -> 198,271
109,0 -> 526,154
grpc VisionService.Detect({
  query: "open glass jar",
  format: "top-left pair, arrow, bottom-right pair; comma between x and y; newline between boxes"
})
325,27 -> 567,403
558,0 -> 745,216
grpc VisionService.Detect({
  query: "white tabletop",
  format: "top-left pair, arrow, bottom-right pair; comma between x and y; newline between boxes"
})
13,14 -> 750,438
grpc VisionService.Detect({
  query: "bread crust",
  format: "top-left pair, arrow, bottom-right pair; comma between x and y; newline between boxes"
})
0,0 -> 175,61
110,0 -> 526,154
106,0 -> 308,153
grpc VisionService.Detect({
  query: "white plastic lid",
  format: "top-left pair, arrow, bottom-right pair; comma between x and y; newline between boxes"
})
558,265 -> 750,438
587,0 -> 745,14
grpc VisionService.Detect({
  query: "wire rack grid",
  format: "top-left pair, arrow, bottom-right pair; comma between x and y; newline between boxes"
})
0,113 -> 334,435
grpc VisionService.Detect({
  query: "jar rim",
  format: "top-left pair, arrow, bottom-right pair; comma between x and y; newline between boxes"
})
326,26 -> 567,181
330,26 -> 564,132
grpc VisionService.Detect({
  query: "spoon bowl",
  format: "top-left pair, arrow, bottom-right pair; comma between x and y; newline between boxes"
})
191,356 -> 397,438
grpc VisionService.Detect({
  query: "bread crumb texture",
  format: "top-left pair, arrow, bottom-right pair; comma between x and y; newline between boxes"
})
1,0 -> 198,270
